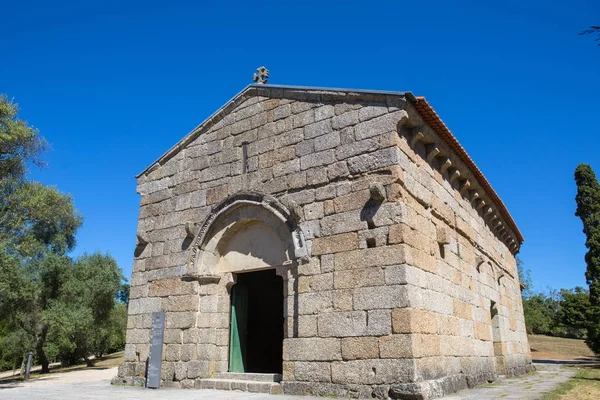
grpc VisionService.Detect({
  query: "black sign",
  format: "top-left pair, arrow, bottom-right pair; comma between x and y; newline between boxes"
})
146,312 -> 165,389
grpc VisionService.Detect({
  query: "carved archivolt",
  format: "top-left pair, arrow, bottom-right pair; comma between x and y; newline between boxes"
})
182,191 -> 308,282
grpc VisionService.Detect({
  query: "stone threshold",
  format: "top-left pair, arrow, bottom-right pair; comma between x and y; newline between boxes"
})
198,378 -> 282,394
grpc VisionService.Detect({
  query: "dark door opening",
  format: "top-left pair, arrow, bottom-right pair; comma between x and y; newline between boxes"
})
229,269 -> 284,374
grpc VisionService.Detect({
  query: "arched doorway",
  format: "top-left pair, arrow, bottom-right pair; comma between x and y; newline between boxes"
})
184,192 -> 307,376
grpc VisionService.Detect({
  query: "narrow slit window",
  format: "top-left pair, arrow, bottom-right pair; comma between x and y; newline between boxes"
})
242,142 -> 249,174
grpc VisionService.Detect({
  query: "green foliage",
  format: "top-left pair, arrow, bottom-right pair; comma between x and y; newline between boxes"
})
517,256 -> 534,299
44,253 -> 125,363
0,93 -> 126,372
118,283 -> 130,306
523,292 -> 559,335
574,163 -> 600,353
0,95 -> 46,180
557,287 -> 591,338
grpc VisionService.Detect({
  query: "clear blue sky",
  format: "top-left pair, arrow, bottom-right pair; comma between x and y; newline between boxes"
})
2,0 -> 598,292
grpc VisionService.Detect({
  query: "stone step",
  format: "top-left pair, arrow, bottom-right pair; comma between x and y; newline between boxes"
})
214,372 -> 282,382
199,378 -> 283,394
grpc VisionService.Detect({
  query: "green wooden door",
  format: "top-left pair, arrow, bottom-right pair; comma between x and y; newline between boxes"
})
228,283 -> 248,373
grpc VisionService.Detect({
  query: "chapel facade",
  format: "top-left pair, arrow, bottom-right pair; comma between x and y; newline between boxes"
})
114,83 -> 533,399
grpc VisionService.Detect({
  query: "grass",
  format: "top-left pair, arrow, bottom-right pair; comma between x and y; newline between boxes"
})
528,335 -> 597,360
542,365 -> 600,400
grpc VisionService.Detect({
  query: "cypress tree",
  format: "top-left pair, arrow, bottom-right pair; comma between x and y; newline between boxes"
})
574,163 -> 600,353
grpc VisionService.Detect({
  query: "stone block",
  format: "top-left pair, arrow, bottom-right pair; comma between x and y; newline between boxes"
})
180,344 -> 196,361
301,114 -> 331,138
298,315 -> 318,337
174,362 -> 187,381
335,138 -> 378,160
283,338 -> 342,361
294,362 -> 331,382
311,232 -> 358,256
353,285 -> 409,310
163,329 -> 182,344
307,273 -> 333,292
128,297 -> 161,315
165,295 -> 198,312
333,190 -> 371,213
314,131 -> 340,152
321,254 -> 334,273
166,312 -> 196,329
315,105 -> 335,121
355,110 -> 408,140
412,334 -> 441,358
317,311 -> 366,337
367,309 -> 392,336
379,334 -> 413,358
474,321 -> 492,341
206,185 -> 228,205
332,289 -> 353,311
392,308 -> 437,334
148,278 -> 196,297
303,202 -> 324,221
300,149 -> 335,170
453,299 -> 473,320
326,161 -> 349,180
273,104 -> 291,121
320,210 -> 367,236
331,110 -> 359,130
347,147 -> 402,175
306,167 -> 328,186
298,291 -> 333,315
330,359 -> 415,385
334,244 -> 408,270
126,329 -> 149,344
341,337 -> 379,360
333,267 -> 384,289
165,344 -> 181,361
292,109 -> 315,128
358,105 -> 388,122
273,159 -> 300,177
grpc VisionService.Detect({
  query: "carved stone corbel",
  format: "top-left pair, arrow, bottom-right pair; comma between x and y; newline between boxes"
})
450,169 -> 461,184
426,146 -> 441,163
411,131 -> 425,147
459,180 -> 471,195
136,232 -> 149,246
369,183 -> 386,202
441,159 -> 452,174
185,221 -> 196,238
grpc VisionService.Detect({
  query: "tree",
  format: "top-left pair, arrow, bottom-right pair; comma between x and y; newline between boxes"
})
557,286 -> 590,339
117,283 -> 130,307
580,26 -> 600,46
0,94 -> 82,372
523,291 -> 560,335
574,163 -> 600,353
44,253 -> 124,364
517,257 -> 534,299
0,95 -> 46,181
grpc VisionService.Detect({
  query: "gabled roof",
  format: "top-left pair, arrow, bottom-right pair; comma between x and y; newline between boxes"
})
136,84 -> 415,178
137,84 -> 523,246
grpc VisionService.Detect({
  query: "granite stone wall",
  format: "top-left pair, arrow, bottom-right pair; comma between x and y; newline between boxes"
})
114,85 -> 532,399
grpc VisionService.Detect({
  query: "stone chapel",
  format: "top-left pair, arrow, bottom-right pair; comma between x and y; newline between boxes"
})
114,82 -> 533,399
